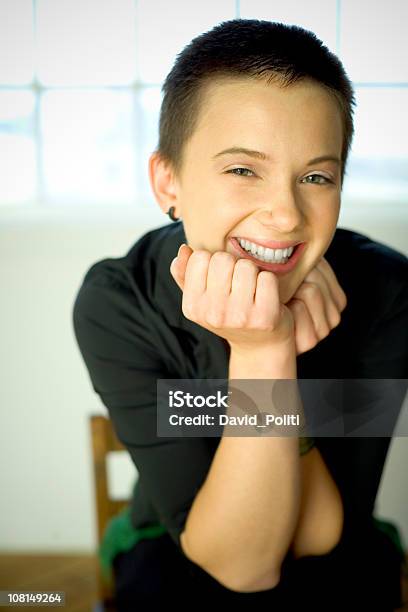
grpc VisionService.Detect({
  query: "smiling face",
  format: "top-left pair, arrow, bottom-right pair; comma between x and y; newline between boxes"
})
151,76 -> 343,304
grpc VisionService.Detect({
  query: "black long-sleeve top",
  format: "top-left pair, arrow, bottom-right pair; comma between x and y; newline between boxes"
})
72,221 -> 407,607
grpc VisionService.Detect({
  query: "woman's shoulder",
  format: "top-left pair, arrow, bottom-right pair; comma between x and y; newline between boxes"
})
324,228 -> 407,377
325,228 -> 407,369
73,223 -> 185,376
329,227 -> 407,269
77,221 -> 184,296
326,227 -> 407,298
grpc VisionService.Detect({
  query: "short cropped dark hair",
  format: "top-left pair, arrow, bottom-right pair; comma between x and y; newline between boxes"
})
155,18 -> 356,188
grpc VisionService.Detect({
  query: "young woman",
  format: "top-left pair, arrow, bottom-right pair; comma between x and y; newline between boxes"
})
73,19 -> 407,609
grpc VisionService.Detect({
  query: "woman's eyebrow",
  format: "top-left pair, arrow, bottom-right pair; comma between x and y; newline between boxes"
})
211,147 -> 341,166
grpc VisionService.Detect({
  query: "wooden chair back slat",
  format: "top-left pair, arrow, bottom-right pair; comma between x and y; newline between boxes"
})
90,414 -> 131,607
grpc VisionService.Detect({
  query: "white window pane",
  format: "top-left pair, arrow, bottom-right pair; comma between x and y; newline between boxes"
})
342,88 -> 408,203
36,0 -> 137,85
139,87 -> 162,199
136,0 -> 237,84
341,0 -> 408,82
351,88 -> 408,158
0,91 -> 36,205
0,0 -> 34,84
41,90 -> 137,204
343,157 -> 408,202
240,0 -> 338,54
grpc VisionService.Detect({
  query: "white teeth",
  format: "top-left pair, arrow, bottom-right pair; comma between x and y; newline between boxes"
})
237,238 -> 295,264
265,247 -> 273,259
275,249 -> 283,260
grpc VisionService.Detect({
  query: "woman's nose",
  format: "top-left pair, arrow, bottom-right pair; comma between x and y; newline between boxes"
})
257,199 -> 304,234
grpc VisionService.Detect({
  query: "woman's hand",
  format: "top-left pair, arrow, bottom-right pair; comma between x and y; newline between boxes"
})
170,244 -> 347,356
286,257 -> 347,355
169,243 -> 295,352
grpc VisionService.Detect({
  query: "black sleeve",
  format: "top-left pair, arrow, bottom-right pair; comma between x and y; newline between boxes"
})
72,265 -> 215,550
338,261 -> 408,525
353,265 -> 408,379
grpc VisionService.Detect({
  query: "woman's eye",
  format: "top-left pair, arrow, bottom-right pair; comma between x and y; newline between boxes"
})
303,174 -> 333,185
225,169 -> 333,184
226,167 -> 256,177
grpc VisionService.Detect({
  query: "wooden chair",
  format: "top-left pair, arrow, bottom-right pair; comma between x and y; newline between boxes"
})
90,414 -> 130,610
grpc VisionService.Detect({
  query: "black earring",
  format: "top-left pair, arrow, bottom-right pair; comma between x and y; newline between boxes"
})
167,206 -> 179,222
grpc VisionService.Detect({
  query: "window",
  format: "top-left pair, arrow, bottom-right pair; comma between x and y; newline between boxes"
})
0,0 -> 407,212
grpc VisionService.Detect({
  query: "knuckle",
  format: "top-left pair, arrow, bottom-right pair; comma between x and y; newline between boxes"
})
307,329 -> 319,346
291,298 -> 306,310
257,269 -> 278,284
250,311 -> 275,330
298,339 -> 310,354
191,250 -> 211,263
181,300 -> 194,319
340,291 -> 348,310
299,329 -> 318,353
235,257 -> 258,272
331,310 -> 341,327
251,320 -> 271,332
318,322 -> 330,337
302,281 -> 320,296
231,311 -> 249,328
211,251 -> 235,264
205,309 -> 224,328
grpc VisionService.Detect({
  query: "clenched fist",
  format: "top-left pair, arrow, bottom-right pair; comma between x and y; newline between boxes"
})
286,257 -> 347,355
170,244 -> 347,356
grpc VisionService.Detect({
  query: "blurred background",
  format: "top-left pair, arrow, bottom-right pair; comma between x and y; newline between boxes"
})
0,0 -> 407,609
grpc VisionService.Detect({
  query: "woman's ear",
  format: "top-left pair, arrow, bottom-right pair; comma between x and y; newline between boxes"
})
148,151 -> 179,216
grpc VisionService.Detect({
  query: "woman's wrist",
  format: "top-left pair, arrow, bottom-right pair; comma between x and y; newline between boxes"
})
228,338 -> 297,380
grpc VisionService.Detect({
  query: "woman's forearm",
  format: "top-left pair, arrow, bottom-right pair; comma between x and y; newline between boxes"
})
181,340 -> 302,593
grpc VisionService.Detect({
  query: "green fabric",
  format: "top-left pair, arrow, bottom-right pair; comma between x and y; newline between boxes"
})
299,436 -> 315,456
372,515 -> 407,564
98,483 -> 407,590
98,504 -> 166,586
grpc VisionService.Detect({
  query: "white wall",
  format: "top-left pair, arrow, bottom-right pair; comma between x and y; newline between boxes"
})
0,201 -> 407,553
